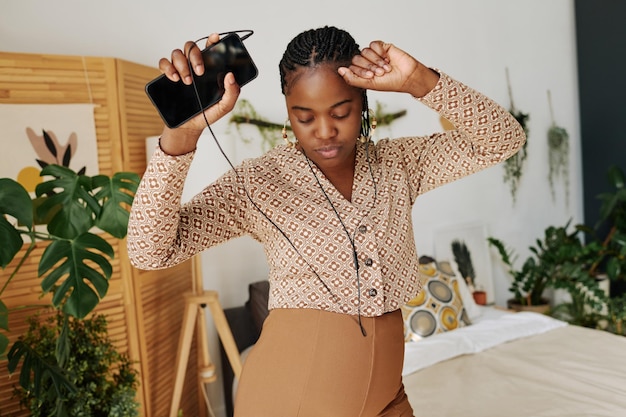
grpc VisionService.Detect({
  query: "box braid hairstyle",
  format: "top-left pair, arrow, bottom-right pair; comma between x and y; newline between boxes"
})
279,26 -> 373,139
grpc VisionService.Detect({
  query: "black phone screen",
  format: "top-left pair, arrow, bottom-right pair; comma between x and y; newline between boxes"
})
145,33 -> 258,128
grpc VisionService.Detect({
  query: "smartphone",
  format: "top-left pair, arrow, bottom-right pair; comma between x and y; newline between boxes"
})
145,33 -> 258,128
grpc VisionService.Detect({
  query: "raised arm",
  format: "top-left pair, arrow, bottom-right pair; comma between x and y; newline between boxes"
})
127,33 -> 242,269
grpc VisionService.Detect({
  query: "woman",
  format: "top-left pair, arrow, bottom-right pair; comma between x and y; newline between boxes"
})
127,26 -> 525,417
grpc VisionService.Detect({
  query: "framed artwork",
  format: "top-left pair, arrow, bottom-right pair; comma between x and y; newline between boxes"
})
434,222 -> 495,305
0,103 -> 99,192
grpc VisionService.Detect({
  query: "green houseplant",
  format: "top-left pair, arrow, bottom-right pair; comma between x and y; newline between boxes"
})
15,310 -> 139,416
489,165 -> 626,333
488,221 -> 605,314
584,165 -> 626,283
0,164 -> 140,410
571,164 -> 626,333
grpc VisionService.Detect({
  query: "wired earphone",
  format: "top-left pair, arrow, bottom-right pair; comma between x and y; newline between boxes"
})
186,30 -> 379,336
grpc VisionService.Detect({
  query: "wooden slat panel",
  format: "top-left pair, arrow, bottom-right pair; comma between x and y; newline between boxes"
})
136,262 -> 198,416
0,52 -> 200,417
114,58 -> 201,417
0,53 -> 120,416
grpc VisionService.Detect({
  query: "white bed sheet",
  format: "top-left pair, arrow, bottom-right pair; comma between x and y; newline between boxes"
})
402,306 -> 567,376
402,321 -> 626,417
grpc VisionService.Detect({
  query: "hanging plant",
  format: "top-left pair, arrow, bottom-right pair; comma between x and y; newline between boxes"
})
228,99 -> 407,152
228,99 -> 284,151
503,68 -> 530,203
546,89 -> 570,203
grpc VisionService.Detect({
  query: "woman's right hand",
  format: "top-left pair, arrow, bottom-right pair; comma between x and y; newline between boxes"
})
158,33 -> 241,155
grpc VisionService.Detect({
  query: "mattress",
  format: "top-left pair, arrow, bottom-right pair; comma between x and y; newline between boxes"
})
402,308 -> 626,417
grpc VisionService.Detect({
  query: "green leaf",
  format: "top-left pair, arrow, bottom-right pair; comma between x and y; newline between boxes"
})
0,178 -> 33,268
0,178 -> 33,228
35,165 -> 100,239
7,340 -> 76,398
39,233 -> 114,319
0,300 -> 7,331
55,316 -> 70,368
0,333 -> 8,359
92,171 -> 140,239
606,257 -> 621,281
0,216 -> 24,269
607,165 -> 625,190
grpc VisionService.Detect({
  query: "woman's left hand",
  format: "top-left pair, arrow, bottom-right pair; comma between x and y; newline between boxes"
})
338,40 -> 439,98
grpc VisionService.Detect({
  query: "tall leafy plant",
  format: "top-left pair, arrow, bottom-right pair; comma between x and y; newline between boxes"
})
488,222 -> 605,309
0,164 -> 139,399
590,165 -> 626,280
15,310 -> 139,417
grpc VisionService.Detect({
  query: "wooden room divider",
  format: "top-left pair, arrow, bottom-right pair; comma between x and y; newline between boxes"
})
0,51 -> 206,417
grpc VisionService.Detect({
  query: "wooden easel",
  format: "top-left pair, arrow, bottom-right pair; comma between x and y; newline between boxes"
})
169,257 -> 243,417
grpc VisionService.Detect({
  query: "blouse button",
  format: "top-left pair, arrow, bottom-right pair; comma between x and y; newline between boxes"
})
358,225 -> 368,234
364,258 -> 373,267
368,288 -> 377,297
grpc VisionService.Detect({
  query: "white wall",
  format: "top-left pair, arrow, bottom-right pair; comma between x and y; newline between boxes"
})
2,1 -> 582,415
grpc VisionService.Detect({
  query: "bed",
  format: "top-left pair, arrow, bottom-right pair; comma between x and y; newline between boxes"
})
402,306 -> 626,417
220,263 -> 626,417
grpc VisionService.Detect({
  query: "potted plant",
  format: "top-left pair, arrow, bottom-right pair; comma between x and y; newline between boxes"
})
14,309 -> 139,416
566,164 -> 626,333
0,164 -> 140,411
488,221 -> 605,314
584,165 -> 626,287
489,165 -> 626,333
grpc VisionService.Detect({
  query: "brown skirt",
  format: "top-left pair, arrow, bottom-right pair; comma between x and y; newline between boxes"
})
233,308 -> 415,417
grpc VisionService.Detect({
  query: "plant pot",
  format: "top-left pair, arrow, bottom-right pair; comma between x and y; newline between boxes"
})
472,291 -> 487,305
506,298 -> 550,314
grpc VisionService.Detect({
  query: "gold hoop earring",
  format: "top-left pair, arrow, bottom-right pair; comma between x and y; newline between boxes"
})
282,119 -> 296,148
359,109 -> 377,143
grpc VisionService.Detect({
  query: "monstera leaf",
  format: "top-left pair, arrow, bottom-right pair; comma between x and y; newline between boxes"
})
1,163 -> 140,403
7,340 -> 75,399
28,166 -> 139,317
0,178 -> 33,268
1,164 -> 139,346
92,171 -> 140,239
35,165 -> 100,239
39,232 -> 114,318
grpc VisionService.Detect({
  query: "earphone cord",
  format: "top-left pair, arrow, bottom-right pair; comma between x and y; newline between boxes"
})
186,31 -> 379,336
186,30 -> 340,306
303,152 -> 368,336
303,138 -> 378,337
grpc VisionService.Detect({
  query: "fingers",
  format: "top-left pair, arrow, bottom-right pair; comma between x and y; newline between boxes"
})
365,40 -> 392,59
359,41 -> 392,70
187,72 -> 239,129
216,72 -> 241,115
343,40 -> 392,80
202,32 -> 221,48
184,41 -> 204,81
158,33 -> 220,85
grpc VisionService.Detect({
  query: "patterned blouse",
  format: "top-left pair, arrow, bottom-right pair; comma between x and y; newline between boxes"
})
127,71 -> 525,317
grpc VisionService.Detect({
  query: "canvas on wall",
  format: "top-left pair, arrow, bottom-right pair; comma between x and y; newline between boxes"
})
434,222 -> 495,305
0,103 -> 99,192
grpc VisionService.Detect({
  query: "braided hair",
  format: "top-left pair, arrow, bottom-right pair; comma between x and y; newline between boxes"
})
279,26 -> 361,95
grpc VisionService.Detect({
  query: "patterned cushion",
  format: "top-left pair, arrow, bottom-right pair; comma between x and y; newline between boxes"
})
401,258 -> 471,342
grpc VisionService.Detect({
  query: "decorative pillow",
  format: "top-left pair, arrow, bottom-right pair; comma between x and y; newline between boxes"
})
401,258 -> 471,342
